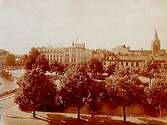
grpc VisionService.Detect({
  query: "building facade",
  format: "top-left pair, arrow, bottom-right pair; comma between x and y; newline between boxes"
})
37,42 -> 92,64
103,55 -> 147,70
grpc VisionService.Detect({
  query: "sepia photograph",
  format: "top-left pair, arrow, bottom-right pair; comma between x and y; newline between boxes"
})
0,0 -> 167,125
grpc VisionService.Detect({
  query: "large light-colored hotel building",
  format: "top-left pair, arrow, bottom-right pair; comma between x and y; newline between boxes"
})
37,42 -> 92,64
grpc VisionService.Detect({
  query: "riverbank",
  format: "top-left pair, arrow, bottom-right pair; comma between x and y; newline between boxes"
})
0,89 -> 17,98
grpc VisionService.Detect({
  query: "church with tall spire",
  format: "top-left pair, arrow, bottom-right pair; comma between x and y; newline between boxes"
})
105,29 -> 167,69
151,29 -> 161,54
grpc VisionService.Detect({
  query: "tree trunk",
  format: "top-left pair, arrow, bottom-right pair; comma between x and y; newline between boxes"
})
33,110 -> 36,118
91,112 -> 95,119
159,105 -> 162,117
122,105 -> 126,123
77,106 -> 80,120
148,77 -> 152,87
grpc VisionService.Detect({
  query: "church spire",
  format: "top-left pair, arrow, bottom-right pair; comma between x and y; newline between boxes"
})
72,41 -> 75,47
155,28 -> 159,41
152,28 -> 160,54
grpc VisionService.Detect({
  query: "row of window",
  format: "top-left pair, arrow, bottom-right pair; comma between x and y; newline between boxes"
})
105,61 -> 143,67
42,49 -> 63,52
46,54 -> 63,58
45,54 -> 84,58
41,48 -> 85,53
50,58 -> 63,62
49,58 -> 77,63
119,62 -> 139,67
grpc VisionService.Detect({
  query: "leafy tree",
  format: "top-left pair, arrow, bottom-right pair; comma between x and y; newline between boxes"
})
87,80 -> 105,118
5,53 -> 16,66
24,48 -> 40,70
147,61 -> 161,73
61,64 -> 91,119
145,61 -> 161,83
50,61 -> 66,74
88,58 -> 104,74
15,68 -> 57,118
24,48 -> 50,72
105,64 -> 116,76
145,80 -> 167,117
19,54 -> 28,67
36,54 -> 50,72
107,69 -> 146,122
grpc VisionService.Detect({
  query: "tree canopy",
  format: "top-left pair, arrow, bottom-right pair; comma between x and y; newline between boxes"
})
5,53 -> 16,66
88,58 -> 104,74
36,54 -> 50,72
106,68 -> 146,122
24,48 -> 50,72
50,61 -> 66,74
60,64 -> 92,119
15,68 -> 57,117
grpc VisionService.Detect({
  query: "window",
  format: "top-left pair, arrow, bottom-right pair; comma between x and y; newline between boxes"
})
131,62 -> 134,66
121,62 -> 123,66
126,62 -> 128,66
136,62 -> 139,67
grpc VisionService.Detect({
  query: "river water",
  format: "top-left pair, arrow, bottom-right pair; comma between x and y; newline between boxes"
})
0,69 -> 25,93
0,77 -> 18,93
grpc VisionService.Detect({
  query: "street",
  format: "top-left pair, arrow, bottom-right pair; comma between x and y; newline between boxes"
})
0,94 -> 15,125
0,94 -> 48,125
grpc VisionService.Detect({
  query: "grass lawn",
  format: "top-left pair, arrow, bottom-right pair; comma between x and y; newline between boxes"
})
138,117 -> 167,125
47,114 -> 139,125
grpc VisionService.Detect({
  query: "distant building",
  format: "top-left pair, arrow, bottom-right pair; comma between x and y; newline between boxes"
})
111,29 -> 166,56
103,54 -> 147,70
111,45 -> 131,55
92,49 -> 112,61
37,42 -> 92,64
104,30 -> 167,69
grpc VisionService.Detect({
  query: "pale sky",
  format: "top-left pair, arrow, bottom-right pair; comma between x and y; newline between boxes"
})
0,0 -> 167,54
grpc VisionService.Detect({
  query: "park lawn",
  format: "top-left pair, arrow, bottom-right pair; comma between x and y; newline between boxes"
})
47,114 -> 139,125
138,117 -> 167,125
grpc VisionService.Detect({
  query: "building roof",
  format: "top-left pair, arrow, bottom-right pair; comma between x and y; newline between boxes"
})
111,45 -> 131,54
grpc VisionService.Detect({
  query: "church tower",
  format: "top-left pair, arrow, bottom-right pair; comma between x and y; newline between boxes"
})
151,29 -> 160,54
